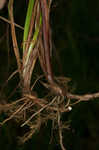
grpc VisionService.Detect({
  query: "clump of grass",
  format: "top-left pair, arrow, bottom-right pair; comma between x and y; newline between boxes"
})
0,1 -> 99,150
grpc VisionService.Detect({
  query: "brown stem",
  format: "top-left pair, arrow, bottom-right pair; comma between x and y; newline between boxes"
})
68,92 -> 99,102
38,34 -> 47,73
8,0 -> 21,75
40,0 -> 54,84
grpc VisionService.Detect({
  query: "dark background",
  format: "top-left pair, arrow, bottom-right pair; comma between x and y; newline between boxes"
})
0,0 -> 99,150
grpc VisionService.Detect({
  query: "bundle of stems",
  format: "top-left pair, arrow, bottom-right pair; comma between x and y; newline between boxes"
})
0,1 -> 70,149
1,1 -> 99,150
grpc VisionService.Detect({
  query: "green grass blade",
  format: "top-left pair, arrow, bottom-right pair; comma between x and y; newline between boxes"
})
25,14 -> 42,65
23,0 -> 35,51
